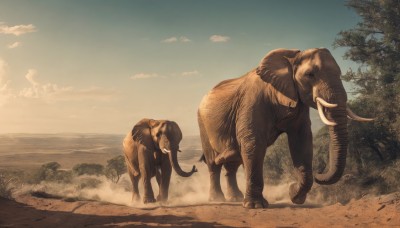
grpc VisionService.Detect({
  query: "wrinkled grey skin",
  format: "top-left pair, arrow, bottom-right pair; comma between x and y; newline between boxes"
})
123,118 -> 197,204
198,48 -> 349,209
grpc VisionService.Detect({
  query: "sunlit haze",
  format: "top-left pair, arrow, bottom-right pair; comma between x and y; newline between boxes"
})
0,0 -> 359,135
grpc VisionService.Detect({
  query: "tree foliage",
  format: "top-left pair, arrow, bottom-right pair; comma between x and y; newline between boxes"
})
334,0 -> 400,162
309,0 -> 400,202
105,155 -> 127,183
72,163 -> 104,176
263,134 -> 295,184
31,162 -> 73,184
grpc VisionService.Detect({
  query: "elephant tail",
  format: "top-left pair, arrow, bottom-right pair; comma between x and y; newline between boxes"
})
198,154 -> 206,163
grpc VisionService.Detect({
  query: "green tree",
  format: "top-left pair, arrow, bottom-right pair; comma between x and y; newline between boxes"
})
30,162 -> 73,184
313,127 -> 329,174
105,155 -> 127,183
334,0 -> 400,162
31,161 -> 61,184
263,134 -> 294,184
72,163 -> 104,176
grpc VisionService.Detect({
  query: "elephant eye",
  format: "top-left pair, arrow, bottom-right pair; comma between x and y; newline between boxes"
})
306,72 -> 315,78
156,132 -> 161,137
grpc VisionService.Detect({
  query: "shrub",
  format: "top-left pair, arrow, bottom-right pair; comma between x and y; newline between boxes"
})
30,162 -> 62,184
76,177 -> 103,190
73,163 -> 104,176
0,172 -> 17,199
263,134 -> 295,184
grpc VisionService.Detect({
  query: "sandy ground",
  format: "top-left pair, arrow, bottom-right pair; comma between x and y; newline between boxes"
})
1,192 -> 399,227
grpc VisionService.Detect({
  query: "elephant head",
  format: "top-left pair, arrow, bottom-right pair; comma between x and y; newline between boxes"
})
148,119 -> 197,177
257,48 -> 373,185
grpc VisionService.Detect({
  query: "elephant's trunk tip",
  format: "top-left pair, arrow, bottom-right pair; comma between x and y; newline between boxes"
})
168,150 -> 197,177
314,171 -> 344,185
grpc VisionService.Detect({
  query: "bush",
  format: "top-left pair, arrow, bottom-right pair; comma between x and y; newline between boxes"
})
263,134 -> 295,184
379,160 -> 400,193
0,173 -> 16,199
51,170 -> 73,183
73,163 -> 104,176
28,162 -> 73,184
30,162 -> 62,184
76,177 -> 102,190
312,127 -> 400,204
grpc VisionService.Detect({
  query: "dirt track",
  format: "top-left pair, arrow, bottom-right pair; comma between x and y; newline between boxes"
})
1,192 -> 399,227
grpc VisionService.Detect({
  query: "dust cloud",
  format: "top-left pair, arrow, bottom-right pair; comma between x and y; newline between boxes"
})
16,156 -> 304,208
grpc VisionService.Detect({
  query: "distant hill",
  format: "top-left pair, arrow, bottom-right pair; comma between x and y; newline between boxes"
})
0,133 -> 202,170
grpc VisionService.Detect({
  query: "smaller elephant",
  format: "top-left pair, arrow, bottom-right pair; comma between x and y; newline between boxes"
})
123,118 -> 197,204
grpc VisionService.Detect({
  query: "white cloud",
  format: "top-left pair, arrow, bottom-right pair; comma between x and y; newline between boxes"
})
0,59 -> 7,83
25,69 -> 39,86
209,35 -> 230,43
56,86 -> 117,101
19,69 -> 116,102
0,60 -> 11,91
130,73 -> 159,80
179,36 -> 191,42
131,71 -> 201,80
162,36 -> 192,43
162,37 -> 178,43
0,59 -> 14,106
0,22 -> 36,36
181,70 -> 201,77
7,42 -> 21,49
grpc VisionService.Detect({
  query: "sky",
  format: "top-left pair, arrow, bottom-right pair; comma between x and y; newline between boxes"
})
0,0 -> 360,135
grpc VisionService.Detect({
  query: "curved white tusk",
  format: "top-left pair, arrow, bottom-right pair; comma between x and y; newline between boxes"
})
162,148 -> 171,154
315,97 -> 338,108
346,108 -> 374,122
317,101 -> 338,126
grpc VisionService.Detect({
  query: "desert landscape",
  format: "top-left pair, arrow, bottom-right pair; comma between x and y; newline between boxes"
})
1,134 -> 399,227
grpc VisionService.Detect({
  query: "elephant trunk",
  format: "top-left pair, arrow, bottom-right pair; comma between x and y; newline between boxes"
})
168,150 -> 197,177
314,107 -> 348,185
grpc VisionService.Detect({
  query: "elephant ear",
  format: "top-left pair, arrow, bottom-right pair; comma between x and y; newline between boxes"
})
256,49 -> 300,108
132,118 -> 156,144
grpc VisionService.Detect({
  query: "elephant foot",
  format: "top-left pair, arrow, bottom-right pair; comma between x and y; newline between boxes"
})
143,197 -> 156,204
289,183 -> 307,205
156,195 -> 168,202
226,191 -> 244,202
209,192 -> 226,202
131,193 -> 141,202
242,197 -> 269,209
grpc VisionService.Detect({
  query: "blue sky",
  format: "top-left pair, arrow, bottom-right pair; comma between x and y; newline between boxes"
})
0,0 -> 359,135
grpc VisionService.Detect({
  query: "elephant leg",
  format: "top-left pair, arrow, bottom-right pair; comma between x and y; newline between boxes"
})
157,161 -> 172,202
155,167 -> 161,188
128,170 -> 141,202
198,119 -> 225,202
242,144 -> 268,209
287,120 -> 314,204
125,155 -> 141,202
138,147 -> 156,204
224,162 -> 243,202
208,162 -> 225,202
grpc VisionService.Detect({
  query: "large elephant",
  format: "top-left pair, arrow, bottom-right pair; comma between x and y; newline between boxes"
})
123,118 -> 197,204
197,48 -> 373,209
